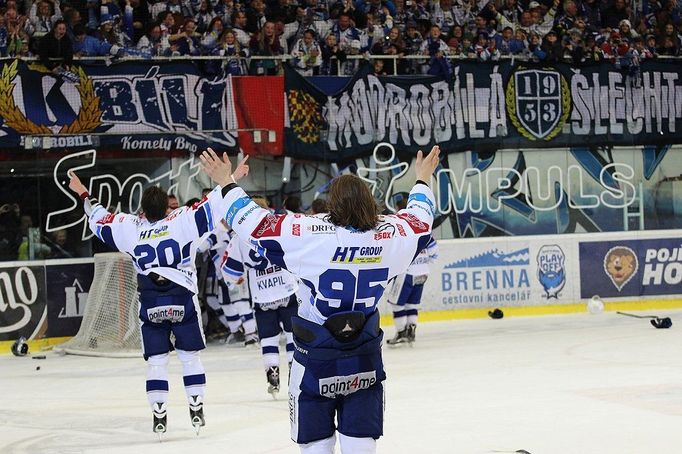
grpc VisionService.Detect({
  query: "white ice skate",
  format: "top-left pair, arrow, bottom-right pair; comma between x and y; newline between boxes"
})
152,402 -> 167,441
266,366 -> 280,399
189,395 -> 205,436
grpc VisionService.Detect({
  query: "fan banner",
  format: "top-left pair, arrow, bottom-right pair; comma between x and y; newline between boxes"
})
0,59 -> 284,155
284,60 -> 682,162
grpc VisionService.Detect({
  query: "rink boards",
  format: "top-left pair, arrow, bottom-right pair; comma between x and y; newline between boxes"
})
376,228 -> 682,323
2,230 -> 682,354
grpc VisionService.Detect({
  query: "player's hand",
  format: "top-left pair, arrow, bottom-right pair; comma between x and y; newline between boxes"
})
415,145 -> 440,183
200,147 -> 234,187
231,155 -> 250,182
68,170 -> 88,196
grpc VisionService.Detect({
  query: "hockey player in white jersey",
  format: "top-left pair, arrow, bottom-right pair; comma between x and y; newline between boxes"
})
221,197 -> 299,398
67,158 -> 249,437
199,145 -> 440,454
385,218 -> 438,345
201,226 -> 258,346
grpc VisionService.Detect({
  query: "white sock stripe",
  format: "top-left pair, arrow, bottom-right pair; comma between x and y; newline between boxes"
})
262,353 -> 280,369
260,335 -> 280,348
289,359 -> 305,443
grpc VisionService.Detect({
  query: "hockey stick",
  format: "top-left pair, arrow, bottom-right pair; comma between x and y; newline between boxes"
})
616,311 -> 662,319
616,312 -> 672,329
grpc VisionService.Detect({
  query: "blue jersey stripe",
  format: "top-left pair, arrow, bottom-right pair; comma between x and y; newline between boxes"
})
225,196 -> 251,226
205,202 -> 214,232
408,192 -> 435,216
99,225 -> 117,250
222,267 -> 243,277
194,206 -> 210,236
223,256 -> 244,274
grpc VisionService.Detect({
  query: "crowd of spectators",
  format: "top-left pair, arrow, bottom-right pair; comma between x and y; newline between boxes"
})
0,0 -> 680,75
0,203 -> 77,260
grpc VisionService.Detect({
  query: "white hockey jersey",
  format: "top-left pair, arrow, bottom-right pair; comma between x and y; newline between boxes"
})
199,226 -> 232,277
221,234 -> 299,306
222,184 -> 435,324
406,236 -> 438,276
84,186 -> 230,293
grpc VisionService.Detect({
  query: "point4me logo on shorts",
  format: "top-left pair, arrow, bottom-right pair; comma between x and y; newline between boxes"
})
506,68 -> 570,141
147,305 -> 185,323
603,246 -> 638,291
319,371 -> 377,398
537,245 -> 566,298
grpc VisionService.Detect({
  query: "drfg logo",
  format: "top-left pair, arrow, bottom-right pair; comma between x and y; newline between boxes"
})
146,305 -> 185,323
319,371 -> 377,398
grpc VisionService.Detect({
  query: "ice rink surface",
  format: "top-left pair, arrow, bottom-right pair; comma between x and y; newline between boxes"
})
2,310 -> 682,454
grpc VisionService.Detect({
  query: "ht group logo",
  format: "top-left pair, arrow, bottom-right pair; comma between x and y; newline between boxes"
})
331,247 -> 383,264
603,246 -> 638,291
139,225 -> 169,241
147,305 -> 185,323
319,371 -> 377,398
537,245 -> 566,298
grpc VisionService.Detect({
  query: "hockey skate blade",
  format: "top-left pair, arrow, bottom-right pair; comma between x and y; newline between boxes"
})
191,417 -> 203,436
387,342 -> 408,348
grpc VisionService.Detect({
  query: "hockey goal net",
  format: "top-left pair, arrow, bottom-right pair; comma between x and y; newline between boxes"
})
54,253 -> 141,358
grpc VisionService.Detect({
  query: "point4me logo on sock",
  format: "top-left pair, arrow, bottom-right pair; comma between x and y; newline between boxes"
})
147,305 -> 185,323
537,245 -> 566,299
319,372 -> 377,398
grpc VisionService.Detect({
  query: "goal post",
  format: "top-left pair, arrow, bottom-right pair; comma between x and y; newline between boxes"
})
54,253 -> 141,358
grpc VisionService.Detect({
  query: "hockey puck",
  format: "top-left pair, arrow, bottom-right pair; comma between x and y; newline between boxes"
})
36,366 -> 41,371
32,355 -> 46,360
488,308 -> 504,319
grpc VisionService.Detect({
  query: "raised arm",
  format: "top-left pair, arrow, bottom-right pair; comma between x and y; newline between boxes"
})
401,145 -> 440,224
67,170 -> 137,250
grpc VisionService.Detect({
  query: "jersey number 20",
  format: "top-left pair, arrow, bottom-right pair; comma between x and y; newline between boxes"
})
133,239 -> 192,271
